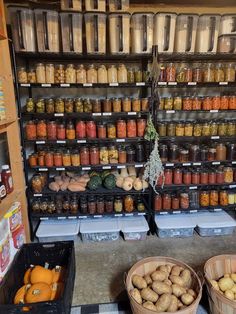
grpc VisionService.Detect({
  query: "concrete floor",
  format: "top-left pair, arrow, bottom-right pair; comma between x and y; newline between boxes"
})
72,234 -> 236,306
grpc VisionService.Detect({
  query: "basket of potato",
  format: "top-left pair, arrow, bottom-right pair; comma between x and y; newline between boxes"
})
126,256 -> 202,314
204,255 -> 236,314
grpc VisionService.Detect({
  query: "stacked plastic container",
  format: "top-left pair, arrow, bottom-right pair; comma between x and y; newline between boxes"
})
218,15 -> 236,53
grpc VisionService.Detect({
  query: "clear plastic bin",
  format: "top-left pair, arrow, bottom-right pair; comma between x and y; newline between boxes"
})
218,35 -> 236,53
109,13 -> 131,54
61,0 -> 82,11
108,0 -> 129,11
119,216 -> 149,241
84,13 -> 106,54
219,14 -> 236,36
85,0 -> 106,12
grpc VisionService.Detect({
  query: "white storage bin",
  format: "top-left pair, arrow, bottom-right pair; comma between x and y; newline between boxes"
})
195,14 -> 221,53
36,219 -> 80,242
174,14 -> 199,53
131,13 -> 154,54
109,0 -> 129,12
85,0 -> 106,12
60,0 -> 82,11
218,35 -> 236,53
60,12 -> 83,53
34,9 -> 60,53
8,6 -> 36,52
155,214 -> 196,238
80,218 -> 120,242
84,13 -> 106,54
119,216 -> 149,241
219,14 -> 236,36
191,211 -> 236,237
154,13 -> 177,53
109,13 -> 131,54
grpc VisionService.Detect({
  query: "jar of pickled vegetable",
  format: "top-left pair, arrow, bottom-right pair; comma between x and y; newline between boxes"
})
203,97 -> 212,111
136,143 -> 145,162
229,96 -> 236,110
74,98 -> 83,112
107,123 -> 116,138
62,150 -> 71,166
208,170 -> 216,184
220,190 -> 228,206
192,97 -> 202,110
65,98 -> 74,113
114,196 -> 123,212
180,193 -> 189,209
216,167 -> 224,184
84,99 -> 92,112
98,65 -> 108,84
202,123 -> 211,136
167,123 -> 176,136
210,122 -> 218,136
200,170 -> 208,185
122,98 -> 131,112
55,98 -> 65,113
53,151 -> 62,167
200,191 -> 210,207
112,98 -> 121,112
100,146 -> 109,164
173,97 -> 182,110
137,119 -> 146,137
158,123 -> 167,136
27,67 -> 36,83
127,68 -> 135,83
192,169 -> 200,184
183,97 -> 192,111
90,146 -> 99,165
26,121 -> 36,140
169,144 -> 179,162
176,67 -> 185,82
159,98 -> 165,110
225,63 -> 235,82
176,123 -> 184,136
36,99 -> 45,113
163,193 -> 171,210
210,190 -> 219,206
183,171 -> 192,185
87,64 -> 97,83
132,98 -> 141,112
71,150 -> 80,166
29,154 -> 38,167
134,69 -> 142,83
193,67 -> 203,82
220,96 -> 229,110
117,120 -> 126,138
36,63 -> 46,83
193,123 -> 202,136
45,152 -> 53,167
203,63 -> 215,82
103,99 -> 112,112
76,120 -> 86,138
226,121 -> 236,136
108,145 -> 118,163
164,97 -> 173,110
31,175 -> 43,193
214,63 -> 225,82
166,63 -> 176,82
45,63 -> 54,84
55,64 -> 65,83
164,169 -> 173,185
118,147 -> 127,163
86,121 -> 97,138
77,65 -> 87,84
184,66 -> 193,82
228,192 -> 235,205
159,66 -> 166,82
37,120 -> 47,139
88,196 -> 96,215
45,98 -> 55,113
108,65 -> 118,83
173,168 -> 182,185
137,197 -> 145,212
141,98 -> 149,111
189,145 -> 200,161
18,67 -> 27,83
92,99 -> 102,113
184,123 -> 193,136
47,121 -> 57,140
212,96 -> 221,110
127,147 -> 135,163
154,194 -> 162,211
127,120 -> 137,138
118,64 -> 128,83
97,123 -> 107,139
66,121 -> 75,140
57,123 -> 66,140
26,98 -> 35,113
105,196 -> 114,213
179,149 -> 189,162
224,166 -> 233,183
171,196 -> 179,210
80,147 -> 90,165
218,121 -> 227,136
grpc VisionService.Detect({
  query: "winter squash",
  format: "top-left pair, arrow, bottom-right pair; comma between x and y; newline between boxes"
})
24,266 -> 34,284
50,282 -> 64,300
52,266 -> 64,283
30,265 -> 53,285
25,283 -> 52,303
14,284 -> 31,304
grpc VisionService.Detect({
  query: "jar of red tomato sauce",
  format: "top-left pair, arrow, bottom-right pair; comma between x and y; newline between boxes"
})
86,121 -> 97,138
180,193 -> 189,209
183,170 -> 192,185
164,169 -> 173,185
53,151 -> 63,167
172,196 -> 180,209
137,119 -> 147,137
45,152 -> 54,167
216,167 -> 224,184
26,121 -> 37,140
37,120 -> 47,139
208,170 -> 217,184
200,170 -> 209,185
97,123 -> 106,139
163,193 -> 171,210
117,120 -> 127,138
90,146 -> 99,165
80,147 -> 90,165
127,120 -> 137,138
154,194 -> 162,211
47,121 -> 57,140
192,169 -> 200,184
57,123 -> 66,140
173,168 -> 182,185
76,120 -> 86,138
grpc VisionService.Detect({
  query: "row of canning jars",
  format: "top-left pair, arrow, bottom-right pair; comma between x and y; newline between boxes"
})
25,97 -> 149,114
156,166 -> 235,186
25,119 -> 147,140
18,63 -> 149,84
159,63 -> 236,83
28,144 -> 146,167
31,195 -> 146,215
159,95 -> 236,111
159,143 -> 236,163
154,189 -> 236,211
157,120 -> 236,137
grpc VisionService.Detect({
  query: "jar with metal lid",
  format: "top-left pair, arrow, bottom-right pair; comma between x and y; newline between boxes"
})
218,121 -> 227,136
124,195 -> 134,212
117,120 -> 126,138
202,97 -> 212,111
200,191 -> 209,207
164,97 -> 173,110
141,98 -> 149,111
118,146 -> 127,163
216,167 -> 224,184
226,121 -> 236,136
173,168 -> 182,185
90,146 -> 99,165
28,68 -> 36,83
200,146 -> 208,161
202,123 -> 211,136
36,99 -> 45,113
36,63 -> 46,83
193,123 -> 202,136
127,68 -> 135,83
171,196 -> 179,210
92,99 -> 102,113
96,197 -> 105,214
63,196 -> 70,213
154,194 -> 162,211
226,143 -> 235,160
36,120 -> 47,139
57,123 -> 66,140
192,169 -> 200,184
76,120 -> 86,138
31,175 -> 43,193
97,122 -> 107,139
180,193 -> 189,209
210,122 -> 218,136
203,63 -> 215,82
193,67 -> 203,82
136,143 -> 145,162
183,97 -> 192,111
189,191 -> 199,208
66,121 -> 75,140
208,148 -> 216,161
114,196 -> 123,212
127,147 -> 136,163
159,98 -> 165,110
45,64 -> 55,83
29,154 -> 38,167
26,98 -> 35,113
109,145 -> 118,163
80,147 -> 90,165
132,98 -> 141,112
200,170 -> 208,185
107,123 -> 116,138
176,123 -> 184,136
62,150 -> 71,166
108,65 -> 118,83
55,98 -> 65,113
71,150 -> 80,166
32,199 -> 41,213
214,63 -> 225,82
18,67 -> 28,83
88,196 -> 96,215
55,64 -> 65,83
103,99 -> 112,112
122,98 -> 131,112
118,64 -> 128,83
224,166 -> 233,183
53,151 -> 62,167
163,193 -> 171,210
70,196 -> 79,214
134,69 -> 143,83
127,120 -> 137,138
112,98 -> 121,112
166,63 -> 176,82
220,96 -> 229,110
184,171 -> 192,187
86,121 -> 96,138
84,99 -> 92,112
225,63 -> 235,82
97,65 -> 108,83
228,192 -> 235,205
208,169 -> 217,184
192,97 -> 202,110
189,145 -> 200,161
143,70 -> 149,82
74,98 -> 83,112
184,66 -> 193,82
40,199 -> 48,213
229,96 -> 236,110
169,144 -> 179,162
173,97 -> 182,110
167,123 -> 176,137
159,144 -> 168,162
105,196 -> 114,213
212,96 -> 221,110
210,190 -> 218,206
87,64 -> 97,83
164,169 -> 173,185
179,149 -> 189,162
65,98 -> 74,113
216,143 -> 226,161
100,146 -> 109,164
220,190 -> 228,206
45,98 -> 54,113
184,123 -> 193,136
47,121 -> 57,140
77,64 -> 87,83
159,66 -> 166,82
137,197 -> 145,212
65,64 -> 76,83
137,119 -> 146,137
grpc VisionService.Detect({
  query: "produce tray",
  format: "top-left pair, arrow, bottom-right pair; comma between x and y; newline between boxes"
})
0,241 -> 75,314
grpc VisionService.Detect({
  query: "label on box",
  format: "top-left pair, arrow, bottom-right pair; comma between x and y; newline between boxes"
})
94,215 -> 102,218
58,217 -> 66,220
232,161 -> 236,164
193,162 -> 201,166
210,110 -> 218,113
125,213 -> 133,216
5,202 -> 22,232
117,165 -> 125,169
114,214 -> 123,217
165,163 -> 174,167
183,163 -> 191,166
40,217 -> 48,220
56,168 -> 65,171
34,194 -> 42,197
137,213 -> 145,216
214,208 -> 222,212
82,167 -> 91,170
79,216 -> 87,219
160,212 -> 168,215
214,228 -> 222,233
135,164 -> 143,168
190,210 -> 198,213
173,211 -> 181,214
212,162 -> 220,165
229,185 -> 236,189
68,216 -> 77,219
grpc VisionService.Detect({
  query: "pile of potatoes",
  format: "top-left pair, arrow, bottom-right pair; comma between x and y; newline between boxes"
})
130,264 -> 197,312
210,273 -> 236,301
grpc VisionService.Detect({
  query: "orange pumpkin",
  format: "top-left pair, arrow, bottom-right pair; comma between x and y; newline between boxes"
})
52,266 -> 65,283
14,284 -> 31,304
50,282 -> 64,301
30,266 -> 53,285
25,283 -> 52,303
24,266 -> 34,284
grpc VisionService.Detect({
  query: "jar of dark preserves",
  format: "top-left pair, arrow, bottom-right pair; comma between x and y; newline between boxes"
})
159,144 -> 168,162
169,144 -> 179,162
127,147 -> 136,163
189,145 -> 200,162
97,197 -> 105,214
80,197 -> 88,214
105,196 -> 114,213
63,197 -> 70,213
136,143 -> 145,162
88,196 -> 96,215
70,196 -> 79,214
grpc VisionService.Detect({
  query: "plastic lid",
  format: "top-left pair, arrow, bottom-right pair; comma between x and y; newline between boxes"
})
119,216 -> 149,233
190,211 -> 236,228
80,218 -> 120,234
155,214 -> 196,229
36,220 -> 80,237
2,165 -> 9,170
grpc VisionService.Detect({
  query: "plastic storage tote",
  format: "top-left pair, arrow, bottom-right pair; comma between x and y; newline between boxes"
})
195,14 -> 221,53
218,35 -> 236,53
174,14 -> 199,53
36,219 -> 80,242
155,214 -> 196,238
8,6 -> 36,52
60,12 -> 83,53
109,0 -> 129,12
85,0 -> 106,12
80,218 -> 120,242
34,9 -> 60,53
131,13 -> 154,54
119,216 -> 149,241
0,241 -> 75,314
109,13 -> 131,54
84,12 -> 106,54
61,0 -> 82,11
153,12 -> 177,53
219,14 -> 236,35
191,211 -> 236,236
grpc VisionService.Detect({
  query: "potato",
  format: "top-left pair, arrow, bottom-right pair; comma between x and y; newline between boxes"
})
132,275 -> 147,289
144,274 -> 152,286
225,290 -> 234,300
166,265 -> 172,274
177,300 -> 184,308
159,265 -> 171,274
152,281 -> 172,295
219,277 -> 234,292
169,275 -> 185,287
188,289 -> 197,299
231,284 -> 236,293
231,273 -> 236,282
210,280 -> 220,291
130,289 -> 142,304
143,301 -> 157,311
141,287 -> 159,303
164,279 -> 172,286
181,293 -> 194,306
155,293 -> 172,313
180,269 -> 192,288
151,270 -> 167,282
171,266 -> 182,276
172,284 -> 186,297
167,295 -> 178,312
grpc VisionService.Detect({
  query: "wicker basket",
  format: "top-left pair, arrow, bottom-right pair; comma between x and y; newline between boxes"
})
125,256 -> 202,314
204,255 -> 236,314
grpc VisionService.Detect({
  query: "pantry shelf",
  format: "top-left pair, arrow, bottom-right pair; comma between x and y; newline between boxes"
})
155,82 -> 236,88
157,110 -> 236,114
18,82 -> 151,88
155,183 -> 236,190
158,53 -> 236,62
155,205 -> 236,215
159,136 -> 236,142
162,161 -> 236,167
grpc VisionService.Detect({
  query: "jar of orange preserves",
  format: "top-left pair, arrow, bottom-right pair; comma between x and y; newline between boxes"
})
71,151 -> 80,166
127,120 -> 137,138
124,195 -> 134,212
220,96 -> 229,110
132,98 -> 141,112
29,154 -> 38,167
117,120 -> 127,138
224,166 -> 233,183
192,97 -> 202,110
122,98 -> 131,112
203,97 -> 212,110
182,97 -> 192,110
45,152 -> 54,167
220,190 -> 228,206
229,96 -> 236,110
137,119 -> 147,137
26,121 -> 37,140
107,123 -> 116,138
210,190 -> 218,206
36,120 -> 47,139
62,150 -> 71,166
212,96 -> 221,110
200,191 -> 210,207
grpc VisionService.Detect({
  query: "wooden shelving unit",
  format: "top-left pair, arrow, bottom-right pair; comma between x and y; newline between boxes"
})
0,0 -> 29,241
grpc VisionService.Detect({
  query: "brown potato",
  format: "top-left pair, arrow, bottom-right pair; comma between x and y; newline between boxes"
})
171,266 -> 182,276
172,284 -> 186,297
225,290 -> 234,300
141,287 -> 159,303
188,289 -> 197,299
144,274 -> 152,286
163,279 -> 172,286
180,269 -> 192,288
151,270 -> 167,282
159,265 -> 171,274
181,293 -> 194,306
130,288 -> 142,304
155,293 -> 172,313
167,295 -> 178,312
177,300 -> 184,308
169,275 -> 185,287
132,275 -> 147,289
152,281 -> 172,295
143,301 -> 157,311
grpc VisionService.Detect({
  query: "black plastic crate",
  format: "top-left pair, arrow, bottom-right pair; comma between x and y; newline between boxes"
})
0,241 -> 75,314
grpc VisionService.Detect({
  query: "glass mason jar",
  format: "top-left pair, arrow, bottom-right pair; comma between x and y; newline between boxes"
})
45,63 -> 55,83
117,120 -> 127,138
180,193 -> 189,209
97,65 -> 108,83
40,199 -> 48,213
27,68 -> 36,83
189,144 -> 200,161
184,171 -> 192,187
189,191 -> 199,208
225,63 -> 236,82
36,63 -> 46,83
32,199 -> 41,213
71,150 -> 80,166
100,146 -> 109,164
31,175 -> 43,193
218,121 -> 227,136
159,65 -> 166,82
45,151 -> 54,167
103,99 -> 112,112
175,123 -> 184,136
70,196 -> 79,214
77,64 -> 87,84
226,143 -> 235,160
173,168 -> 182,185
164,97 -> 173,110
136,143 -> 145,162
167,123 -> 176,137
202,123 -> 211,136
29,153 -> 38,167
97,197 -> 105,214
179,149 -> 189,162
92,99 -> 102,113
87,64 -> 98,83
122,97 -> 131,112
97,122 -> 107,139
47,121 -> 57,140
86,121 -> 97,138
216,167 -> 224,184
220,190 -> 228,206
36,120 -> 47,139
124,195 -> 134,212
212,96 -> 221,110
220,96 -> 229,110
114,196 -> 123,212
164,169 -> 173,185
62,150 -> 71,166
203,63 -> 215,82
112,98 -> 121,112
208,170 -> 216,184
137,197 -> 145,212
169,144 -> 179,162
202,97 -> 212,111
65,98 -> 74,113
55,64 -> 65,83
127,68 -> 135,83
229,96 -> 236,110
162,193 -> 171,210
154,194 -> 162,211
55,98 -> 65,113
173,97 -> 182,110
57,123 -> 66,140
141,98 -> 149,111
134,69 -> 143,82
127,120 -> 137,138
192,169 -> 200,184
184,66 -> 193,82
137,119 -> 146,137
228,192 -> 235,205
26,98 -> 35,113
210,122 -> 218,136
200,170 -> 209,185
118,146 -> 127,163
193,123 -> 202,136
226,121 -> 236,136
108,65 -> 118,83
80,147 -> 90,165
108,145 -> 118,163
166,63 -> 176,82
159,98 -> 165,110
216,143 -> 227,161
159,144 -> 168,162
172,196 -> 180,210
74,98 -> 83,113
193,66 -> 203,83
214,63 -> 225,82
127,147 -> 135,163
192,97 -> 202,110
18,67 -> 28,83
107,123 -> 116,138
35,98 -> 45,113
66,121 -> 76,140
45,98 -> 55,113
184,123 -> 193,136
65,64 -> 76,83
90,146 -> 99,165
182,97 -> 192,111
176,66 -> 185,82
76,120 -> 86,138
84,98 -> 92,112
105,196 -> 114,213
224,166 -> 233,183
210,190 -> 219,206
53,151 -> 63,167
132,98 -> 141,112
88,196 -> 96,215
200,191 -> 210,207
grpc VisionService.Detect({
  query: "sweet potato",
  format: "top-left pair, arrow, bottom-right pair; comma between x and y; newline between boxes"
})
49,182 -> 60,192
67,183 -> 86,192
60,182 -> 69,191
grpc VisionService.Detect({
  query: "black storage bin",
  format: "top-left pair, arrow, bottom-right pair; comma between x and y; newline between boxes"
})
0,241 -> 75,314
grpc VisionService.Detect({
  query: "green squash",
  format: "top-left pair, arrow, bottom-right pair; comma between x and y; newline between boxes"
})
103,174 -> 116,190
87,175 -> 102,190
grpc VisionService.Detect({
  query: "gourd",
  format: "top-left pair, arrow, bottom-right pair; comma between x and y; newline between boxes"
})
14,284 -> 31,304
122,179 -> 133,191
128,166 -> 136,176
133,178 -> 142,191
87,175 -> 102,190
30,265 -> 53,285
52,266 -> 64,283
50,282 -> 64,300
103,174 -> 116,189
142,180 -> 149,189
116,177 -> 124,188
120,168 -> 129,178
24,265 -> 34,284
100,170 -> 110,180
25,283 -> 52,303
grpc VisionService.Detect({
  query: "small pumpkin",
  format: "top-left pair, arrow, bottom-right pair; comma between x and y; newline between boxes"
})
24,265 -> 34,284
52,266 -> 64,283
25,283 -> 51,303
50,282 -> 64,301
133,178 -> 142,191
30,265 -> 53,285
14,284 -> 31,304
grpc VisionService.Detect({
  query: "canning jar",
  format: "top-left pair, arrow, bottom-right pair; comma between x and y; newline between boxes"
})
97,197 -> 105,214
127,68 -> 135,83
159,144 -> 168,162
55,64 -> 65,83
28,68 -> 36,83
220,190 -> 228,206
45,152 -> 54,167
210,190 -> 219,206
97,123 -> 106,138
208,170 -> 216,184
224,166 -> 233,183
189,145 -> 200,161
173,97 -> 182,110
88,196 -> 96,215
47,200 -> 56,214
87,64 -> 97,83
127,147 -> 135,163
36,63 -> 46,83
105,196 -> 114,213
76,120 -> 86,138
114,196 -> 123,212
167,123 -> 176,136
137,197 -> 145,212
141,98 -> 149,111
200,191 -> 210,207
162,194 -> 171,210
55,98 -> 65,113
201,123 -> 210,136
62,150 -> 71,166
103,99 -> 112,112
203,97 -> 212,111
172,196 -> 180,210
132,98 -> 141,112
70,196 -> 79,214
31,175 -> 43,193
216,167 -> 224,184
53,152 -> 62,167
86,121 -> 97,138
226,143 -> 235,160
109,145 -> 118,163
26,98 -> 35,113
220,96 -> 229,110
225,63 -> 235,82
214,63 -> 225,82
80,147 -> 90,165
100,146 -> 109,164
183,171 -> 192,185
65,98 -> 74,113
137,119 -> 146,137
229,96 -> 236,110
108,65 -> 118,83
63,197 -> 70,213
127,120 -> 137,138
200,170 -> 209,185
218,121 -> 227,136
164,97 -> 173,110
176,123 -> 184,136
29,154 -> 38,167
45,98 -> 54,114
158,123 -> 167,136
107,123 -> 116,138
159,66 -> 166,82
173,168 -> 182,185
35,99 -> 45,113
180,193 -> 189,209
193,67 -> 203,82
226,121 -> 236,136
45,64 -> 55,83
216,143 -> 227,160
97,65 -> 108,83
159,98 -> 165,110
183,97 -> 192,111
184,123 -> 193,136
118,147 -> 127,163
36,120 -> 47,139
184,66 -> 193,82
112,98 -> 121,112
212,96 -> 221,110
210,122 -> 218,136
166,63 -> 176,82
154,194 -> 162,211
47,121 -> 57,140
118,64 -> 128,83
71,151 -> 80,166
136,143 -> 145,162
32,199 -> 41,213
117,120 -> 127,138
203,63 -> 215,82
179,149 -> 189,162
169,144 -> 179,162
189,191 -> 199,208
192,169 -> 200,184
90,146 -> 99,165
18,67 -> 27,83
134,69 -> 143,83
66,121 -> 76,140
164,169 -> 173,185
92,99 -> 102,113
176,67 -> 185,82
84,99 -> 92,112
228,192 -> 235,205
77,65 -> 87,83
193,123 -> 202,137
122,98 -> 131,112
57,123 -> 66,140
